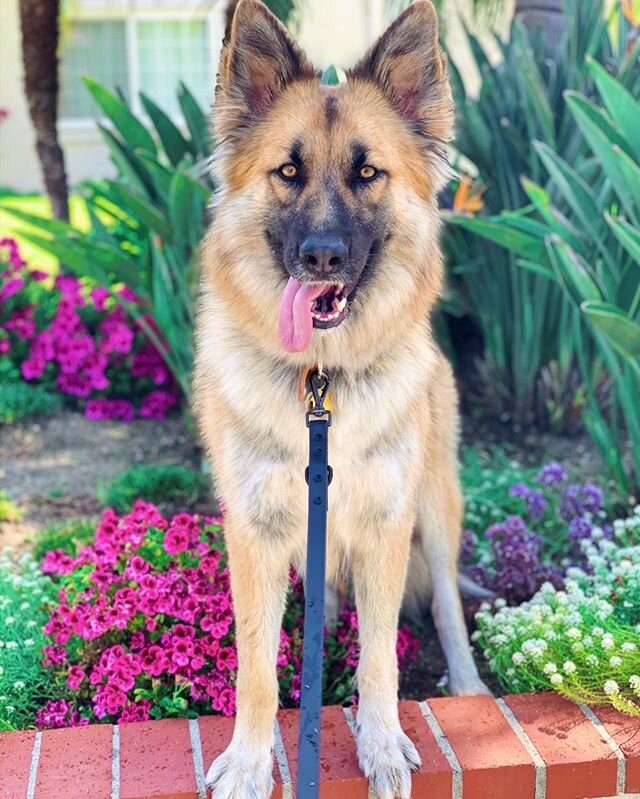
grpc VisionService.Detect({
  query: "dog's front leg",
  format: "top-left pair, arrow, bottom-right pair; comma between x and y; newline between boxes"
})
206,525 -> 290,799
353,518 -> 420,799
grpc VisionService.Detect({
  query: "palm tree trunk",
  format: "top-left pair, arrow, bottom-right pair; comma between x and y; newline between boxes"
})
18,0 -> 69,221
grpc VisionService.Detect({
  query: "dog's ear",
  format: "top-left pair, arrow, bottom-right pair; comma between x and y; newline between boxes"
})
349,1 -> 452,144
217,0 -> 315,130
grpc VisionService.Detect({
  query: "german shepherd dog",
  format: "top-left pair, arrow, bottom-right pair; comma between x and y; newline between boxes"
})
194,1 -> 489,796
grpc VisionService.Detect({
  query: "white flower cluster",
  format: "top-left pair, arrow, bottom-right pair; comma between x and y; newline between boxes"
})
475,511 -> 640,710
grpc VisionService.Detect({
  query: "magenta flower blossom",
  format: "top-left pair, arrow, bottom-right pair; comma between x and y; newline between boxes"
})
38,502 -> 421,727
1,238 -> 181,418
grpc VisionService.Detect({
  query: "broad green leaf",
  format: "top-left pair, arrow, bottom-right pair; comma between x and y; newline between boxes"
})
0,205 -> 78,237
178,82 -> 210,158
84,77 -> 156,156
136,152 -> 173,197
534,142 -> 601,232
521,178 -> 584,252
140,92 -> 192,166
565,92 -> 631,156
606,214 -> 640,268
98,124 -> 154,197
567,93 -> 640,220
16,229 -> 141,289
444,213 -> 548,261
106,182 -> 172,238
515,258 -> 554,280
588,57 -> 640,162
546,236 -> 602,305
513,26 -> 555,146
581,301 -> 640,360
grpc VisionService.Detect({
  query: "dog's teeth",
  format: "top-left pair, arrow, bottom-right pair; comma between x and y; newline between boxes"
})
337,297 -> 347,312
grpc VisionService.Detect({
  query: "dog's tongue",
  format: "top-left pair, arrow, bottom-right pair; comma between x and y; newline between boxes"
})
278,277 -> 329,353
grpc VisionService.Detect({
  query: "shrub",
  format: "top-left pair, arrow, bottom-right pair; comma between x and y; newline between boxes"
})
3,81 -> 212,403
31,520 -> 97,563
0,552 -> 58,731
0,238 -> 178,420
37,502 -> 420,727
474,507 -> 640,716
449,59 -> 640,490
443,0 -> 639,426
461,455 -> 620,605
0,381 -> 62,423
99,465 -> 209,514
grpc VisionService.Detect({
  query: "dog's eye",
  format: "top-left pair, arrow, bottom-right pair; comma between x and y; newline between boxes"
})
359,165 -> 378,181
279,163 -> 298,180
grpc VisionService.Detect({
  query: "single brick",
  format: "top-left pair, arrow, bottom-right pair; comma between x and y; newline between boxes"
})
34,724 -> 112,799
428,695 -> 536,799
0,730 -> 37,799
198,714 -> 283,799
593,705 -> 640,793
278,705 -> 368,799
119,718 -> 196,799
506,693 -> 618,799
398,701 -> 452,799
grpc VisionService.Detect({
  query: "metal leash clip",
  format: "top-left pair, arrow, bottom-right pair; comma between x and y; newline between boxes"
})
305,368 -> 332,427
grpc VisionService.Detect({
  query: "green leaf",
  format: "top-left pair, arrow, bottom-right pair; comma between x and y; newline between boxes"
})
444,213 -> 548,262
581,301 -> 640,360
534,142 -> 601,233
140,92 -> 192,166
567,93 -> 640,221
546,236 -> 602,305
587,57 -> 640,162
84,77 -> 156,156
515,258 -> 554,280
564,92 -> 630,156
178,82 -> 210,158
606,213 -> 640,268
521,178 -> 584,252
15,229 -> 141,289
98,124 -> 155,197
105,182 -> 172,238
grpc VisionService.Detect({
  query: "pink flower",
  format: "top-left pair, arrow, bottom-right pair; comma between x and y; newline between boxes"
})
91,286 -> 111,312
66,666 -> 87,690
139,390 -> 178,420
21,357 -> 46,380
163,528 -> 190,556
0,276 -> 24,301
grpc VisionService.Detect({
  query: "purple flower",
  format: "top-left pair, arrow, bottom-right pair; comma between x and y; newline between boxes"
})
509,483 -> 548,520
536,462 -> 568,487
560,484 -> 603,521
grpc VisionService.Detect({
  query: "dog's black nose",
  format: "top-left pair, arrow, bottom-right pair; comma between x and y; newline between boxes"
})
299,236 -> 348,275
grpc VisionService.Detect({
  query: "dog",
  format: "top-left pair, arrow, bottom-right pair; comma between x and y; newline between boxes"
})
194,2 -> 489,796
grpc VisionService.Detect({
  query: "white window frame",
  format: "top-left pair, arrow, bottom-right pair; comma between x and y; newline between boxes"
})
59,3 -> 219,129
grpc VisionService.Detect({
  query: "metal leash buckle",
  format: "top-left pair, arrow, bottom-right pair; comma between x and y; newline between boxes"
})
305,368 -> 332,427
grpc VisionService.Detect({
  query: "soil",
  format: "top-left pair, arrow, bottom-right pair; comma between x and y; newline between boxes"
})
0,410 -> 202,551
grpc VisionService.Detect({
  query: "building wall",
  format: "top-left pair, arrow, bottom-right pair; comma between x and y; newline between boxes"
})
0,0 -> 514,194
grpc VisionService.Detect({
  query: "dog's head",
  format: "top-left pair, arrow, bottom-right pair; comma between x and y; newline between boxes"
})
212,0 -> 453,361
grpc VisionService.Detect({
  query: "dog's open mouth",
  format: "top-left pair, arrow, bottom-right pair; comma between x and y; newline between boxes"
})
278,278 -> 356,353
310,283 -> 348,327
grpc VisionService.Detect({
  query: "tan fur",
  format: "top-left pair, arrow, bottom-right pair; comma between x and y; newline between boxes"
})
194,2 -> 487,797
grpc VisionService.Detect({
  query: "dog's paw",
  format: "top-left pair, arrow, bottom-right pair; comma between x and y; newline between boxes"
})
357,722 -> 420,799
206,745 -> 274,799
448,671 -> 493,697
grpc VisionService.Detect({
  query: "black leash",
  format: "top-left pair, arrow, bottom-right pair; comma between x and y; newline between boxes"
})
296,368 -> 333,797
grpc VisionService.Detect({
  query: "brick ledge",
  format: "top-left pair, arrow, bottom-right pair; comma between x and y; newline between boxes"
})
1,694 -> 639,799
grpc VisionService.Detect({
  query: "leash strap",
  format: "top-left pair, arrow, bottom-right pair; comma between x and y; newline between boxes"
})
297,370 -> 332,797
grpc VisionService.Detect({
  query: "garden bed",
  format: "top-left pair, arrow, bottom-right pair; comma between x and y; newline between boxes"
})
2,694 -> 639,799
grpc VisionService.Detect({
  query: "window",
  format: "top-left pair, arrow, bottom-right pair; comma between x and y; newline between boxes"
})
60,21 -> 130,118
59,9 -> 215,121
